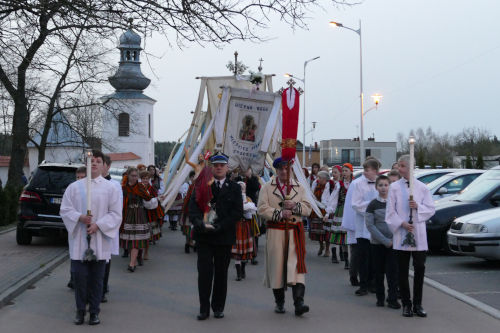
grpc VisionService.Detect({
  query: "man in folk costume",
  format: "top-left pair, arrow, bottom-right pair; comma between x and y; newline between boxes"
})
258,157 -> 312,316
60,150 -> 122,325
309,170 -> 334,257
386,155 -> 435,318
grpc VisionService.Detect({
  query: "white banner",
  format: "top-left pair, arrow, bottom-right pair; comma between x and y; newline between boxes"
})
224,89 -> 276,174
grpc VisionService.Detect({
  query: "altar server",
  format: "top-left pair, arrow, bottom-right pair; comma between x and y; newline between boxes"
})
386,155 -> 435,318
60,150 -> 122,325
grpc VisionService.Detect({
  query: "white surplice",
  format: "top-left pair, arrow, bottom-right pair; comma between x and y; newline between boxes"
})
386,178 -> 435,251
341,179 -> 357,244
351,175 -> 378,240
60,176 -> 123,261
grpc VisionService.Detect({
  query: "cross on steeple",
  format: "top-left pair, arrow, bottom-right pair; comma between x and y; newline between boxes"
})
233,51 -> 239,76
258,58 -> 264,72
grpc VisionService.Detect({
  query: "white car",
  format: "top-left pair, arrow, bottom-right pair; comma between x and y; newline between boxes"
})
426,170 -> 485,200
447,207 -> 500,261
415,168 -> 465,184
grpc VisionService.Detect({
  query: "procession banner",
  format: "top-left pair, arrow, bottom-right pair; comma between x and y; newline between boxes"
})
223,88 -> 277,174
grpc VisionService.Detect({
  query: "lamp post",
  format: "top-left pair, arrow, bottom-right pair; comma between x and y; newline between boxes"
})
330,20 -> 368,165
284,56 -> 320,167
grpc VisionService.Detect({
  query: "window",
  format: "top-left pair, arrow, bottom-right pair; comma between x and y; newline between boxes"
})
118,113 -> 130,137
442,174 -> 482,194
341,149 -> 355,164
365,149 -> 371,158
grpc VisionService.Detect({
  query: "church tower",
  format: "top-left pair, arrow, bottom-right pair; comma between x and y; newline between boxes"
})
101,27 -> 156,168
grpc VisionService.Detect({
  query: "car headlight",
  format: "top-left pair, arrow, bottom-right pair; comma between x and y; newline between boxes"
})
463,223 -> 488,233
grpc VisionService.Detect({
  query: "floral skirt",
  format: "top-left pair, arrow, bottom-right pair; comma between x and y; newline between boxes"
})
330,220 -> 347,245
120,206 -> 151,249
232,219 -> 254,260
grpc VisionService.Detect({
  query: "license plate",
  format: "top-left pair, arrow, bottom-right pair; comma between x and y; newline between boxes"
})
448,235 -> 458,246
51,197 -> 62,204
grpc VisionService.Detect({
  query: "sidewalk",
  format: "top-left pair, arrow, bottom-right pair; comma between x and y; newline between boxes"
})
0,230 -> 499,333
0,229 -> 68,306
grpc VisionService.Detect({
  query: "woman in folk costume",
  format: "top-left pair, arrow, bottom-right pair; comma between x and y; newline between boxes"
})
308,163 -> 320,187
308,170 -> 334,257
140,171 -> 164,246
327,164 -> 352,267
120,167 -> 154,272
232,181 -> 257,281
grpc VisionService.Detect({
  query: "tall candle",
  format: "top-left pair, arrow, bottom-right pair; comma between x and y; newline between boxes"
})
86,150 -> 92,215
408,136 -> 415,197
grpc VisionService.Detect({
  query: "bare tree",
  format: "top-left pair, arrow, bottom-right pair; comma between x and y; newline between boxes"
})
0,0 -> 353,187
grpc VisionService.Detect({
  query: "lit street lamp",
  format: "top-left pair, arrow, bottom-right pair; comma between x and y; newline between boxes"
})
284,56 -> 320,167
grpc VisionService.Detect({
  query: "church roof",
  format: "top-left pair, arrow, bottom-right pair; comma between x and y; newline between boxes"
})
119,29 -> 142,49
103,91 -> 156,102
108,152 -> 141,161
27,111 -> 88,148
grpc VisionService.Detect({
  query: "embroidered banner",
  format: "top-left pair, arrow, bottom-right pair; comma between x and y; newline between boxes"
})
223,88 -> 276,174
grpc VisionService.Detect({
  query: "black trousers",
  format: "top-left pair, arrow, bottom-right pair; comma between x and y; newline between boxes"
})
197,243 -> 232,314
71,260 -> 106,314
349,244 -> 359,279
103,260 -> 111,295
356,238 -> 373,290
396,250 -> 426,306
372,244 -> 398,302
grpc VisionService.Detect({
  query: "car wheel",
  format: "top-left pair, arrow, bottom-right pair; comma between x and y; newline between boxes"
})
16,223 -> 32,245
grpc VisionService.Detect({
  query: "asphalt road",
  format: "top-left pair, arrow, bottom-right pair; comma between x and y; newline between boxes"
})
425,252 -> 500,310
0,230 -> 499,332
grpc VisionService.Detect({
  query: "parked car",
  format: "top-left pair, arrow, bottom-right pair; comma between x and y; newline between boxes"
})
16,162 -> 82,245
426,166 -> 500,251
415,169 -> 464,184
447,207 -> 500,260
426,170 -> 485,200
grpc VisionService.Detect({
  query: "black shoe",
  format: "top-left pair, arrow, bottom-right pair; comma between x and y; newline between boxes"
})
355,288 -> 368,296
74,310 -> 85,325
127,265 -> 135,272
274,304 -> 286,313
251,258 -> 258,265
331,248 -> 339,263
89,313 -> 100,325
185,244 -> 190,253
344,258 -> 350,270
350,276 -> 360,286
413,305 -> 427,317
376,300 -> 384,307
101,294 -> 108,303
339,249 -> 345,261
197,312 -> 209,320
213,311 -> 224,319
241,262 -> 246,279
292,283 -> 309,316
387,300 -> 402,309
402,305 -> 413,317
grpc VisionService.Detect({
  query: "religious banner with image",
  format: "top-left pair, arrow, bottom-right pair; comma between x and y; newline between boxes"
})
223,88 -> 278,174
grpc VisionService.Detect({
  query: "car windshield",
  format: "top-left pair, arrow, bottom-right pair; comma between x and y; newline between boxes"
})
418,172 -> 450,184
29,167 -> 77,193
456,178 -> 500,202
427,174 -> 453,191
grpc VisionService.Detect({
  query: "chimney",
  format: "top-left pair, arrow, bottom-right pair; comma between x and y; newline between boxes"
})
314,142 -> 318,149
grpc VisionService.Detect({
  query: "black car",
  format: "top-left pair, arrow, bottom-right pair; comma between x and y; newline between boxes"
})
426,166 -> 500,251
16,163 -> 82,245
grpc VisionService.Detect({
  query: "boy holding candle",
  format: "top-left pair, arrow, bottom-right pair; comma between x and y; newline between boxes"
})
386,154 -> 435,318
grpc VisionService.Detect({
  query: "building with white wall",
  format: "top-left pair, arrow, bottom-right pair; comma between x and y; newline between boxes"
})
320,138 -> 397,168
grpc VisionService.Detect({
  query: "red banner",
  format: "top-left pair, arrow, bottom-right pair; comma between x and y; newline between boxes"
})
281,87 -> 300,160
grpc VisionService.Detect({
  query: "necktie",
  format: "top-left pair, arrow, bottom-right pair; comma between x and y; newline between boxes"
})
217,181 -> 222,189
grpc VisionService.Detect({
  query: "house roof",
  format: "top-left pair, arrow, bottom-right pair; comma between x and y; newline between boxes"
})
27,111 -> 89,148
108,152 -> 141,161
0,155 -> 29,167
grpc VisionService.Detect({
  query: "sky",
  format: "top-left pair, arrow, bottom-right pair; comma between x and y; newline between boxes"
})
129,0 -> 500,145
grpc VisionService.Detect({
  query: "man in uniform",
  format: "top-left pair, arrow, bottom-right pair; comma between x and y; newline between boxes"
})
257,157 -> 312,316
189,152 -> 243,320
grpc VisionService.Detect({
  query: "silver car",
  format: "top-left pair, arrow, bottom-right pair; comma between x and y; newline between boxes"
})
447,207 -> 500,261
426,170 -> 485,201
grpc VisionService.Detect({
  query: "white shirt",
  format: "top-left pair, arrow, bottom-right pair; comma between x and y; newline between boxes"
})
386,178 -> 435,251
341,179 -> 357,244
351,175 -> 378,240
215,178 -> 226,189
243,195 -> 257,219
324,181 -> 341,215
60,176 -> 122,261
108,178 -> 123,255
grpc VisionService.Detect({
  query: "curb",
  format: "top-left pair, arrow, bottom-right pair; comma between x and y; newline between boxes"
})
0,251 -> 69,309
0,226 -> 16,235
410,271 -> 500,320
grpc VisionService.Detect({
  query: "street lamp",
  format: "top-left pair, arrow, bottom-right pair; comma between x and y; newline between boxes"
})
284,56 -> 320,167
329,20 -> 368,165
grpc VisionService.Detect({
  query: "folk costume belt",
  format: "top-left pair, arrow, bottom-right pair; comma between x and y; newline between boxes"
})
266,220 -> 307,274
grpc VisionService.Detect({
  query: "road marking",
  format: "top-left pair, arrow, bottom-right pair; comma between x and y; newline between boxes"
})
465,291 -> 500,295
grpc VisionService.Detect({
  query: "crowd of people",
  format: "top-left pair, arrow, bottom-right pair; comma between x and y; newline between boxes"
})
59,149 -> 435,325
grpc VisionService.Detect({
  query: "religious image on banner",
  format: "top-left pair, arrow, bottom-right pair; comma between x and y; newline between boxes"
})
224,90 -> 275,174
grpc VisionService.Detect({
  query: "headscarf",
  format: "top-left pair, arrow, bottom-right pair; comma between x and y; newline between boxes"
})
342,163 -> 353,172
